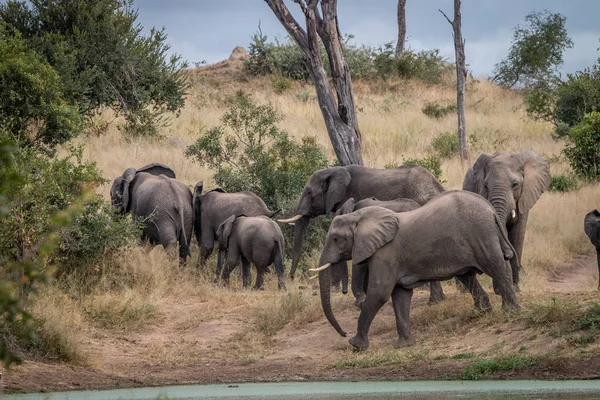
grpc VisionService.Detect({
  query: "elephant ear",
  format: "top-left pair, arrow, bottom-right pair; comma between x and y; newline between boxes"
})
336,198 -> 356,216
352,207 -> 399,265
217,215 -> 236,250
584,210 -> 600,247
463,153 -> 492,195
121,167 -> 136,212
516,151 -> 551,214
137,163 -> 176,179
323,168 -> 351,213
192,181 -> 204,241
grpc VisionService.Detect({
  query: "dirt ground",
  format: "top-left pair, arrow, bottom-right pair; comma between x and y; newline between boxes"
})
2,254 -> 600,394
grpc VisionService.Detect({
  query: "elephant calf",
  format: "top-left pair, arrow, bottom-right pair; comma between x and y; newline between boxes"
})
314,190 -> 520,350
216,215 -> 286,291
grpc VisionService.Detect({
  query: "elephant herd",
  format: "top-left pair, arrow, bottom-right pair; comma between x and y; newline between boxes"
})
110,150 -> 600,350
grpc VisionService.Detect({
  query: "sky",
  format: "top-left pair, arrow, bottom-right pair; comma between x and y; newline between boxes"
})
134,0 -> 600,77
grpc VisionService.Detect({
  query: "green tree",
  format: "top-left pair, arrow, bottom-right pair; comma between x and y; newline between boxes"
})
492,10 -> 573,88
563,111 -> 600,180
0,26 -> 81,153
0,0 -> 188,136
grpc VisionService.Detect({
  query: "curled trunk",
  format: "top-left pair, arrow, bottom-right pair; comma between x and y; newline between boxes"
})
289,216 -> 310,279
319,265 -> 346,337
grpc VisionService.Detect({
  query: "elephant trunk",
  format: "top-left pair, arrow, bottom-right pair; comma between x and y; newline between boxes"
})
318,264 -> 347,337
489,184 -> 513,224
289,216 -> 310,279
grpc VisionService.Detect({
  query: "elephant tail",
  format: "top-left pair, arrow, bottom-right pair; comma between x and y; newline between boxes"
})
268,208 -> 282,219
176,196 -> 191,260
494,212 -> 520,278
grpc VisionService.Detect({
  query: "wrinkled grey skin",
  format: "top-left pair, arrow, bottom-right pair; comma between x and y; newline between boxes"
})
584,209 -> 600,290
284,165 -> 445,287
110,163 -> 193,263
463,151 -> 550,290
216,215 -> 286,291
192,182 -> 280,279
334,197 -> 435,306
317,191 -> 520,350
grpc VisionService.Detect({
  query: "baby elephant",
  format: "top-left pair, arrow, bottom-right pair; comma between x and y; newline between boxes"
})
216,215 -> 286,291
314,190 -> 520,350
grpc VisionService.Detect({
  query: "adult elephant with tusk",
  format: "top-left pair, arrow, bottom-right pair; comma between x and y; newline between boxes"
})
280,165 -> 445,283
463,151 -> 550,291
313,191 -> 520,350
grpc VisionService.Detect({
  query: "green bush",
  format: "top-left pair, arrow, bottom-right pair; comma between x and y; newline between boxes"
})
422,102 -> 457,119
387,157 -> 443,182
563,112 -> 600,180
396,49 -> 449,85
0,27 -> 81,153
431,132 -> 459,159
0,0 -> 188,136
548,174 -> 578,192
555,66 -> 600,128
270,75 -> 293,94
186,91 -> 329,210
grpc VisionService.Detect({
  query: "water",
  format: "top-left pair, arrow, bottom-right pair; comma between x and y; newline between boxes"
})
4,380 -> 600,400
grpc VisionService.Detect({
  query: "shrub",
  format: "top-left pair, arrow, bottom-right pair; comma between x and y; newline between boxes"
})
186,91 -> 329,210
431,132 -> 459,159
555,66 -> 600,128
563,112 -> 600,180
548,174 -> 578,192
0,27 -> 81,153
422,102 -> 456,119
270,75 -> 292,94
387,157 -> 443,181
0,0 -> 189,136
396,49 -> 449,85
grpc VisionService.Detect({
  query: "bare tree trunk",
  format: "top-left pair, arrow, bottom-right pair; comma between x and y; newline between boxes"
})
440,0 -> 468,161
264,0 -> 363,166
395,0 -> 407,58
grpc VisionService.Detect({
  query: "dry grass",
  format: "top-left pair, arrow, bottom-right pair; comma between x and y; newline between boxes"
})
34,65 -> 600,373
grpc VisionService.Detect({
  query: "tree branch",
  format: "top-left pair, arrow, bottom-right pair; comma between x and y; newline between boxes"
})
438,9 -> 453,26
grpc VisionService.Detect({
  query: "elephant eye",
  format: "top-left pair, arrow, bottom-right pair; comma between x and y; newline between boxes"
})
512,181 -> 519,188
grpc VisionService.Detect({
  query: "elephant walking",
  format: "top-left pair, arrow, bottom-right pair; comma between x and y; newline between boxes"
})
110,163 -> 193,262
279,165 -> 445,288
333,197 -> 449,307
314,191 -> 520,350
463,151 -> 550,290
216,215 -> 286,291
192,182 -> 280,278
584,209 -> 600,290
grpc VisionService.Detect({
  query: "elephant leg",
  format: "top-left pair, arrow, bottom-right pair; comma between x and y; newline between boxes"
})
241,257 -> 251,288
221,261 -> 236,287
340,261 -> 349,295
214,249 -> 224,282
596,248 -> 600,291
351,262 -> 368,309
508,213 -> 528,292
349,276 -> 395,350
330,262 -> 344,293
274,248 -> 286,291
391,285 -> 414,348
455,277 -> 468,293
200,228 -> 215,264
487,258 -> 520,311
456,272 -> 491,312
427,281 -> 445,305
253,266 -> 265,290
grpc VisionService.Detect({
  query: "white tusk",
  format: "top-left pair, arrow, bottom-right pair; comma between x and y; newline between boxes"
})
309,263 -> 331,272
309,274 -> 319,280
278,214 -> 303,224
512,209 -> 516,219
289,223 -> 295,226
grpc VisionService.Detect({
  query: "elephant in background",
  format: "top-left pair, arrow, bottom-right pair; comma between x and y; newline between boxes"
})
216,215 -> 286,290
584,209 -> 600,290
463,151 -> 550,290
331,196 -> 449,307
314,191 -> 520,350
192,182 -> 280,278
278,165 -> 445,288
110,163 -> 193,262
